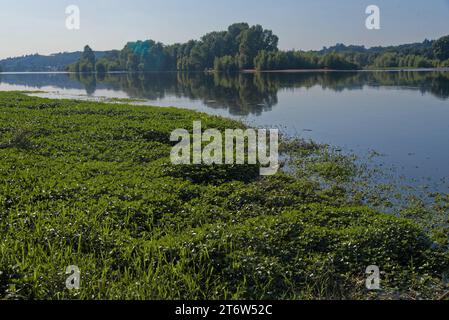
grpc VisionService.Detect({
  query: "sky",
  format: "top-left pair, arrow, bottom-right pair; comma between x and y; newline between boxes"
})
1,0 -> 449,59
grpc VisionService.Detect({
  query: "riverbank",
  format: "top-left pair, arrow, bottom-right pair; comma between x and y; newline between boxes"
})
3,67 -> 449,75
0,92 -> 447,300
241,67 -> 449,73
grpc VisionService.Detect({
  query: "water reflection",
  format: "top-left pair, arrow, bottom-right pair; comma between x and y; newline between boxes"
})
73,72 -> 279,116
2,70 -> 449,190
1,71 -> 449,116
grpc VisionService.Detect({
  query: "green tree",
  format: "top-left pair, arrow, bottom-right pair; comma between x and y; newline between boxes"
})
82,45 -> 95,65
95,60 -> 107,74
126,53 -> 140,71
320,53 -> 359,70
238,25 -> 279,69
432,35 -> 449,61
214,55 -> 239,72
373,52 -> 399,68
225,23 -> 249,54
79,45 -> 96,72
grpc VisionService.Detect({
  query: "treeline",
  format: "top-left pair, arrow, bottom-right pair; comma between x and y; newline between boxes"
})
68,23 -> 279,72
67,23 -> 449,72
0,51 -> 109,72
318,36 -> 449,69
253,51 -> 359,70
254,35 -> 449,70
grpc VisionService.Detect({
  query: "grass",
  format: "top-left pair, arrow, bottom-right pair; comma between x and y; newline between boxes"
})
0,91 -> 447,300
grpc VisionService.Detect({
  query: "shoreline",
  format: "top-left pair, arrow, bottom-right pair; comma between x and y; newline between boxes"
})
2,67 -> 449,75
242,67 -> 449,73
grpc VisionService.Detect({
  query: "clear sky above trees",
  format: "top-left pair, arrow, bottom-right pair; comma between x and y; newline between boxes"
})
1,0 -> 449,59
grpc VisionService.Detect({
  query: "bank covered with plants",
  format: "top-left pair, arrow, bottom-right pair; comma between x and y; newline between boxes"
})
0,92 -> 447,299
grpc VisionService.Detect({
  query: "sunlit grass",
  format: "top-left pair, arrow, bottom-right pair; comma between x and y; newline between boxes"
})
0,92 -> 447,300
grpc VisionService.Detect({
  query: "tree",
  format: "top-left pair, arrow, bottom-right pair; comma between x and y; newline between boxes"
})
65,45 -> 96,73
433,35 -> 449,61
214,55 -> 239,72
82,46 -> 95,65
80,45 -> 96,72
373,52 -> 399,68
320,53 -> 359,70
238,25 -> 279,69
126,53 -> 140,71
225,23 -> 249,54
96,60 -> 107,74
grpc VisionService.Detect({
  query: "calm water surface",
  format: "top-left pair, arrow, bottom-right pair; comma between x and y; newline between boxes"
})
1,71 -> 449,192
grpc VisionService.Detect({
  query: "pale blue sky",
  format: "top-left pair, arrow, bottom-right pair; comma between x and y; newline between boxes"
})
1,0 -> 449,59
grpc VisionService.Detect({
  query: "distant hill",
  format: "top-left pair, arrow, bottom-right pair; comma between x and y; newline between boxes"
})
0,51 -> 111,72
318,39 -> 435,56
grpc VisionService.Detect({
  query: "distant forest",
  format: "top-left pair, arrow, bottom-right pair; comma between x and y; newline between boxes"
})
3,22 -> 449,72
67,23 -> 449,72
0,51 -> 110,72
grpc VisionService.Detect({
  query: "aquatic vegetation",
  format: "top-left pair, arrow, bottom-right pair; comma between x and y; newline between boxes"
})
0,92 -> 447,300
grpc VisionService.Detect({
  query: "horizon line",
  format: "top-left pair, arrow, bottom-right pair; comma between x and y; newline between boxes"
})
1,33 -> 445,61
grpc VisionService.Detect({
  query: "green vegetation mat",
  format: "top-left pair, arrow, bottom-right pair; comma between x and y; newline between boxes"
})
0,92 -> 447,299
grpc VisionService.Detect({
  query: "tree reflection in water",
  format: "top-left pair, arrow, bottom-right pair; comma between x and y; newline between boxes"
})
82,71 -> 449,115
1,71 -> 448,116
